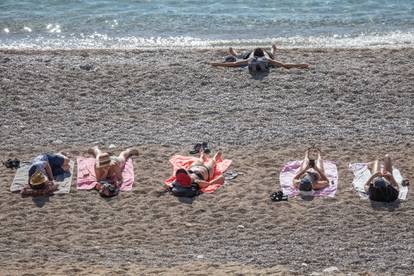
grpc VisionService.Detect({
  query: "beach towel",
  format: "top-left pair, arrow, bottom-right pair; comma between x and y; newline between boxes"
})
76,157 -> 134,191
280,160 -> 338,197
164,155 -> 232,193
349,163 -> 408,200
10,160 -> 74,194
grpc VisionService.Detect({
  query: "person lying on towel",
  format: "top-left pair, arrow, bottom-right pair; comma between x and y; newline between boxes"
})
28,153 -> 71,187
176,150 -> 224,189
293,148 -> 329,195
363,154 -> 399,203
88,146 -> 138,189
209,44 -> 309,70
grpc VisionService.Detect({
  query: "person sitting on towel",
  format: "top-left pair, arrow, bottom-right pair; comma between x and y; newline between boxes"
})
175,150 -> 224,189
28,153 -> 71,188
293,148 -> 329,195
363,154 -> 399,203
209,44 -> 309,69
87,146 -> 139,187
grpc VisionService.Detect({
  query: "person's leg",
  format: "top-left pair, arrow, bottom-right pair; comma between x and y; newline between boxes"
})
203,151 -> 222,179
228,47 -> 239,56
117,148 -> 139,164
371,159 -> 381,175
271,43 -> 277,57
88,146 -> 102,159
315,148 -> 326,175
299,149 -> 310,171
383,154 -> 393,174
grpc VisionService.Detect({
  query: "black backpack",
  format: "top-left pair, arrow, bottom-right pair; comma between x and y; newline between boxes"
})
170,181 -> 200,197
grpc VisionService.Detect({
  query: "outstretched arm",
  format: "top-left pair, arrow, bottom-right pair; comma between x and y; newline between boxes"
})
268,59 -> 309,69
209,60 -> 249,67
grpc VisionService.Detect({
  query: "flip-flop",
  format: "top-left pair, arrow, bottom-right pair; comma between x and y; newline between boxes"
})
189,143 -> 202,155
270,191 -> 288,202
175,168 -> 192,187
201,142 -> 211,154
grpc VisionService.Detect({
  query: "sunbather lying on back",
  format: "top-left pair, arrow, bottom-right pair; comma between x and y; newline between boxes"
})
87,146 -> 139,188
293,148 -> 329,195
176,150 -> 224,189
209,44 -> 309,69
28,153 -> 71,189
363,154 -> 399,203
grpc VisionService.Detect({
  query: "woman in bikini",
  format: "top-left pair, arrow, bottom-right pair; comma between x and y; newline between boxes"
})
363,154 -> 400,202
87,146 -> 139,188
293,148 -> 329,194
209,44 -> 309,69
176,151 -> 224,189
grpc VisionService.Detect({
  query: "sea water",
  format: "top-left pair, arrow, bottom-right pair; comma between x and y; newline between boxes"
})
0,0 -> 413,49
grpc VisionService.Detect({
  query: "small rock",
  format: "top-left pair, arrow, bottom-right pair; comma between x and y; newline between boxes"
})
52,139 -> 63,145
108,144 -> 116,149
196,255 -> 204,259
1,57 -> 11,63
301,263 -> 308,267
80,64 -> 94,71
322,266 -> 339,273
237,225 -> 245,229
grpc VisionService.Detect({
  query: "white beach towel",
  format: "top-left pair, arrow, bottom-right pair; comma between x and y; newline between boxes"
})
348,163 -> 408,200
10,160 -> 74,194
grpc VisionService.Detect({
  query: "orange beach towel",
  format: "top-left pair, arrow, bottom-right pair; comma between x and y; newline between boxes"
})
164,155 -> 232,193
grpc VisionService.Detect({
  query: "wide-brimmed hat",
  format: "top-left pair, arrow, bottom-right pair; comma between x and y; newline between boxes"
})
30,170 -> 48,186
96,153 -> 112,168
175,168 -> 192,187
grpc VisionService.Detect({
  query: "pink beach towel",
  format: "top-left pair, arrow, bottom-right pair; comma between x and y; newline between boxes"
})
280,160 -> 338,197
76,157 -> 134,191
164,155 -> 232,193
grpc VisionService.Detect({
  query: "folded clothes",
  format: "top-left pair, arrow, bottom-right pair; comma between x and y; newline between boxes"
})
349,163 -> 408,200
76,157 -> 134,191
280,160 -> 338,198
164,155 -> 232,193
10,160 -> 74,194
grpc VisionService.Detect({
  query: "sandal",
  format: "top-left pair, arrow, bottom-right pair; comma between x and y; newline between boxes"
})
270,191 -> 288,202
201,142 -> 211,154
189,143 -> 202,154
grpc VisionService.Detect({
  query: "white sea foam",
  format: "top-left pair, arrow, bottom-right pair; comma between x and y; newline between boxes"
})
0,31 -> 413,50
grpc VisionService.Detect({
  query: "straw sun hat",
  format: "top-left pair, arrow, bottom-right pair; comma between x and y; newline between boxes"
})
30,170 -> 48,186
96,153 -> 112,168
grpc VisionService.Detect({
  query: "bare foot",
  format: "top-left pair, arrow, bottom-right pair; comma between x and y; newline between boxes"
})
126,148 -> 139,157
87,146 -> 99,156
213,151 -> 222,162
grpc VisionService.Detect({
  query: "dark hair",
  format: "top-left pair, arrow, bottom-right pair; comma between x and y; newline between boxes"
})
368,184 -> 399,202
253,48 -> 265,57
299,178 -> 312,191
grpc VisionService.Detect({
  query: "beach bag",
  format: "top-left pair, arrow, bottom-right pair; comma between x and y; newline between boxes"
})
171,181 -> 200,197
248,57 -> 269,75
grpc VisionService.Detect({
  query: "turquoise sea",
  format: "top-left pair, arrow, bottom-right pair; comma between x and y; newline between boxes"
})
0,0 -> 413,49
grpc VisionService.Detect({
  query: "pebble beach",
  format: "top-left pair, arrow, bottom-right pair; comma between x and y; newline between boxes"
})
0,48 -> 413,274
